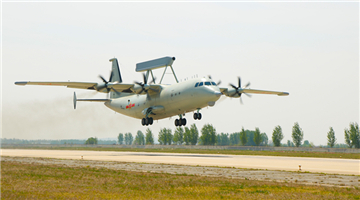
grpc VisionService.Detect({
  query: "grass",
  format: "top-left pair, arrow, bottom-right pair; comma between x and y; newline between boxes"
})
5,146 -> 359,159
2,160 -> 360,199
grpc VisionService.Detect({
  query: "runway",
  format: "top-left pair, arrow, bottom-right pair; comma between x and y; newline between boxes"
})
2,149 -> 359,175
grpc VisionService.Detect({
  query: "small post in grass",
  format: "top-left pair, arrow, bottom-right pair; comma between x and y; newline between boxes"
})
299,164 -> 301,171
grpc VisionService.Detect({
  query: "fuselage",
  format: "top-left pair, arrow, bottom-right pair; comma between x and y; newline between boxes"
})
105,78 -> 221,120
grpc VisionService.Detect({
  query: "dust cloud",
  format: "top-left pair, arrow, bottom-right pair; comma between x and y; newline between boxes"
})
2,96 -> 140,140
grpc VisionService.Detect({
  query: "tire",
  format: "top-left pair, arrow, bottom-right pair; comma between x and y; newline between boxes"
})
149,117 -> 153,125
175,119 -> 179,126
198,113 -> 202,120
141,118 -> 146,126
193,113 -> 198,120
182,118 -> 187,126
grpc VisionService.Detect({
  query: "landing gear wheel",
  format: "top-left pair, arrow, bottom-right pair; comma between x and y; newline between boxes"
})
193,113 -> 198,120
175,119 -> 179,126
141,118 -> 146,126
198,113 -> 202,120
149,117 -> 153,125
181,118 -> 186,126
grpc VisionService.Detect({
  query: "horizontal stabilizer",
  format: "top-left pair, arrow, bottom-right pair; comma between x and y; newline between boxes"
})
73,92 -> 110,109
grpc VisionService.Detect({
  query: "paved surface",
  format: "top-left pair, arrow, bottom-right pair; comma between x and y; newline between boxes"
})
3,156 -> 359,187
1,149 -> 359,175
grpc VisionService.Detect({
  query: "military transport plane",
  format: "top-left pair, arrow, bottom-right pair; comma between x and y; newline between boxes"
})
15,57 -> 289,126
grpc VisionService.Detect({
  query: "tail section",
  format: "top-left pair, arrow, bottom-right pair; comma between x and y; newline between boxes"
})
109,58 -> 122,83
109,58 -> 123,99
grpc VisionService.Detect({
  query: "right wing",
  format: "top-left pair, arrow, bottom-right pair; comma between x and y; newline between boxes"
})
15,81 -> 162,94
15,81 -> 98,90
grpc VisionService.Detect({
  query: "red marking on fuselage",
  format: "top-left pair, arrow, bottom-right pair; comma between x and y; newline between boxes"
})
126,103 -> 135,109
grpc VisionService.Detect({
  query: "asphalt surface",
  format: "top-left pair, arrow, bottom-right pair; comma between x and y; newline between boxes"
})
1,149 -> 359,175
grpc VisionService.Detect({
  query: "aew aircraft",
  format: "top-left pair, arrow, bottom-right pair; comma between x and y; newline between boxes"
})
15,57 -> 289,126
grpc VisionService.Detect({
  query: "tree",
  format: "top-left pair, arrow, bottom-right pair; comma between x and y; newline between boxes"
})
190,124 -> 199,145
292,122 -> 304,147
272,125 -> 283,147
229,132 -> 240,145
345,122 -> 360,148
217,133 -> 230,146
124,133 -> 133,145
327,127 -> 336,148
260,133 -> 268,146
145,128 -> 154,145
200,124 -> 217,145
253,127 -> 262,146
240,127 -> 247,146
173,127 -> 184,145
184,127 -> 191,145
158,128 -> 173,145
303,140 -> 310,147
85,137 -> 98,145
134,130 -> 145,145
118,133 -> 124,145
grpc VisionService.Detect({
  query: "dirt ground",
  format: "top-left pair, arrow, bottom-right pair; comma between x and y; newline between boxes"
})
2,156 -> 359,188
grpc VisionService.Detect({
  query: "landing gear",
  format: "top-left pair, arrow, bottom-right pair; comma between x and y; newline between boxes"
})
175,115 -> 186,127
141,117 -> 153,126
193,113 -> 202,120
193,109 -> 202,120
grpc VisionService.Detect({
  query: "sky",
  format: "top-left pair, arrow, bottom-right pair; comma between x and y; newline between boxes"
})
1,1 -> 359,146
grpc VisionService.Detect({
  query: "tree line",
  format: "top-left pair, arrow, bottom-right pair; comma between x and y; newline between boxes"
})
117,122 -> 359,148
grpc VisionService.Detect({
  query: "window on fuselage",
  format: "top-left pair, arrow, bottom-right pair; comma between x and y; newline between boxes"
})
205,82 -> 211,86
211,82 -> 216,86
199,82 -> 204,86
195,82 -> 199,87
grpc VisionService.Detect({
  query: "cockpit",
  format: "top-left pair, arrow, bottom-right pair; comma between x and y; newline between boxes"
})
195,81 -> 217,87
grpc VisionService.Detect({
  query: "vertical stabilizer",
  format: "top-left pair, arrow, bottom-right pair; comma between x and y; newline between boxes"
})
109,58 -> 123,99
109,58 -> 122,83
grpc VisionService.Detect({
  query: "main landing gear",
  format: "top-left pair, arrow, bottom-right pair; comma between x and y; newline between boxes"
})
193,109 -> 202,120
141,117 -> 153,126
175,118 -> 186,126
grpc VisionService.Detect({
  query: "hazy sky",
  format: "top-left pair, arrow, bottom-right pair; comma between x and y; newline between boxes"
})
2,2 -> 359,145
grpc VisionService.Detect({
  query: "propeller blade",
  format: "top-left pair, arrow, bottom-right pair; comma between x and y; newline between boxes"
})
243,92 -> 252,98
134,81 -> 144,86
99,75 -> 108,83
238,77 -> 241,88
229,83 -> 238,90
217,80 -> 221,86
240,97 -> 244,104
244,82 -> 250,88
208,75 -> 212,80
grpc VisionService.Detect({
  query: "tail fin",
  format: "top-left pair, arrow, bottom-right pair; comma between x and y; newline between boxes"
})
109,58 -> 122,83
109,58 -> 123,99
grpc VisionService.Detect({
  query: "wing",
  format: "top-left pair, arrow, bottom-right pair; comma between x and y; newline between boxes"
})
15,81 -> 98,90
220,88 -> 289,96
15,81 -> 163,94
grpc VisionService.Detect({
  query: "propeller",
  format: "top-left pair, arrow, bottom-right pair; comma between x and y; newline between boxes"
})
208,75 -> 221,86
97,72 -> 121,95
229,77 -> 251,104
134,73 -> 157,94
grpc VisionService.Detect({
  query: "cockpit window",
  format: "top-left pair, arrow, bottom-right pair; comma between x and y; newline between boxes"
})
199,82 -> 204,86
211,82 -> 216,86
205,82 -> 211,86
195,82 -> 199,87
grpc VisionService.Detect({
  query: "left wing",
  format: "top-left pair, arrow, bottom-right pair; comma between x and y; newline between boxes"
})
220,88 -> 289,96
